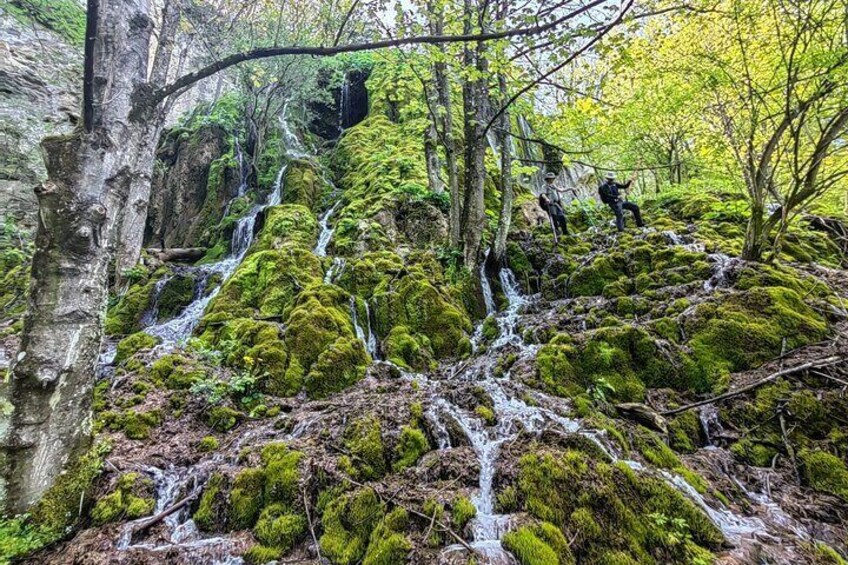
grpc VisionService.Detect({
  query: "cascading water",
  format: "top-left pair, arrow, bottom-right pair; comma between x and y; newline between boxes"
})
314,201 -> 341,257
492,269 -> 526,348
139,275 -> 173,328
339,73 -> 351,132
144,129 -> 289,346
324,256 -> 346,284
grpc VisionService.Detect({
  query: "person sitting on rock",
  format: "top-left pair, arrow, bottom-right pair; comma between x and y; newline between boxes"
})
598,172 -> 644,232
542,171 -> 577,236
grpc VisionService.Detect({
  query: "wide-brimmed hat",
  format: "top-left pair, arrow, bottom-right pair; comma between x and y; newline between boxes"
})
544,172 -> 556,180
605,172 -> 616,179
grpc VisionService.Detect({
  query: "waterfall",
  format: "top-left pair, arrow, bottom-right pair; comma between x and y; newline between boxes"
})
349,296 -> 380,359
480,252 -> 496,317
146,155 -> 284,346
280,102 -> 308,159
324,256 -> 346,284
339,74 -> 351,131
492,269 -> 526,348
314,201 -> 341,257
139,275 -> 173,328
703,253 -> 736,291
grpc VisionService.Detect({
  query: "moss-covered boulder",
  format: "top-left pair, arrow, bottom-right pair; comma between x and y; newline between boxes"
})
511,447 -> 721,563
203,245 -> 323,321
254,204 -> 319,251
90,472 -> 155,525
281,159 -> 328,211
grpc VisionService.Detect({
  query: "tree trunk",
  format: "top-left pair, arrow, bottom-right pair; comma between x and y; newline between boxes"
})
427,0 -> 461,247
461,48 -> 487,268
0,0 -> 155,513
493,74 -> 513,265
741,200 -> 766,261
113,0 -> 180,288
424,121 -> 444,194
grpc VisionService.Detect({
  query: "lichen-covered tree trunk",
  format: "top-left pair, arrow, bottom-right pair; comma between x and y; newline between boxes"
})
424,121 -> 444,194
0,0 -> 154,513
493,75 -> 513,265
427,0 -> 461,248
113,0 -> 180,288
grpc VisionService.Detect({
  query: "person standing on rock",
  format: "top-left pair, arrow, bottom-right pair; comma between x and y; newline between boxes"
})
541,171 -> 577,237
598,172 -> 644,232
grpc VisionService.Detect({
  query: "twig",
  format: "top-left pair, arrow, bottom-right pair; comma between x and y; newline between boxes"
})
302,486 -> 322,562
778,409 -> 800,485
130,493 -> 198,533
661,356 -> 843,415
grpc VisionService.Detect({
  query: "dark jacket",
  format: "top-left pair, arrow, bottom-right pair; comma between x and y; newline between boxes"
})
598,179 -> 632,204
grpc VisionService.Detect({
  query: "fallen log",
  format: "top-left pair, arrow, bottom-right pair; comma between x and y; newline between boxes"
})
616,402 -> 668,433
661,356 -> 843,416
146,247 -> 207,262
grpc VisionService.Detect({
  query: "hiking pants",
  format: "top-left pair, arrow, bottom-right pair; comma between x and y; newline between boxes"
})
609,200 -> 643,232
547,205 -> 568,236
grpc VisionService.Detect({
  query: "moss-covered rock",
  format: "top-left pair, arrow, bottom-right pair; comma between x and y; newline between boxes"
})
799,449 -> 848,502
254,204 -> 319,251
229,468 -> 266,529
194,472 -> 228,531
114,332 -> 159,365
91,472 -> 155,525
503,522 -> 575,565
319,487 -> 385,565
392,425 -> 429,471
512,447 -> 721,563
281,160 -> 329,211
683,286 -> 828,392
362,507 -> 411,565
344,415 -> 386,480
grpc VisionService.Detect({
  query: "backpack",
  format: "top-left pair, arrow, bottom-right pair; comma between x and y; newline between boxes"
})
598,182 -> 615,205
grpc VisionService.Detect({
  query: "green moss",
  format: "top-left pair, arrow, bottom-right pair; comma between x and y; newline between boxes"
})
683,287 -> 828,392
799,449 -> 848,502
503,523 -> 575,565
261,442 -> 303,507
104,409 -> 162,440
362,507 -> 411,565
668,412 -> 702,454
475,405 -> 497,426
281,160 -> 329,211
204,406 -> 241,432
243,545 -> 282,564
203,246 -> 323,321
91,472 -> 154,525
806,541 -> 848,565
254,204 -> 319,250
21,441 -> 112,544
149,354 -> 205,390
319,488 -> 385,565
5,0 -> 86,45
105,274 -> 159,335
253,503 -> 307,550
730,439 -> 776,467
344,415 -> 386,480
516,448 -> 721,563
194,472 -> 227,531
229,468 -> 266,529
157,274 -> 197,320
283,285 -> 369,399
569,256 -> 623,297
392,426 -> 429,471
114,332 -> 159,364
382,326 -> 432,370
451,496 -> 477,531
481,315 -> 500,342
198,436 -> 220,452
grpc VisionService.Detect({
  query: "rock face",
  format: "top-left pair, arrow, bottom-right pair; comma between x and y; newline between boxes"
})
145,126 -> 238,249
0,12 -> 81,229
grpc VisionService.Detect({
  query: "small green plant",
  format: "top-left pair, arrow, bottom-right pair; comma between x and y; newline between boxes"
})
588,377 -> 616,404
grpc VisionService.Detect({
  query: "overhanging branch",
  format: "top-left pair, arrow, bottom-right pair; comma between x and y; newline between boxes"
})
148,0 -> 611,107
